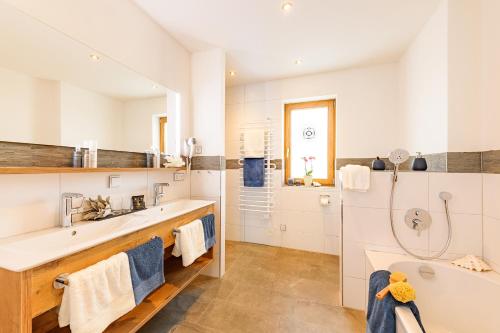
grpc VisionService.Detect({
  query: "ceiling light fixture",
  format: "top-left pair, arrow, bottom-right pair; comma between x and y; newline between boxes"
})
89,53 -> 101,61
294,59 -> 303,65
229,70 -> 236,77
281,0 -> 293,11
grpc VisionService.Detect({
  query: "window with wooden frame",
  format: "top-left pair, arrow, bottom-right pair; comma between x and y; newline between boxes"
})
284,99 -> 335,186
159,116 -> 167,153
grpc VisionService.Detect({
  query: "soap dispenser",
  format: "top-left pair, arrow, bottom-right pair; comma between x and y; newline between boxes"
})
372,156 -> 386,170
412,152 -> 428,171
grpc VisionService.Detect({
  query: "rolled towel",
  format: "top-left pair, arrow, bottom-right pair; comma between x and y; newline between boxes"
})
126,236 -> 165,305
58,252 -> 135,333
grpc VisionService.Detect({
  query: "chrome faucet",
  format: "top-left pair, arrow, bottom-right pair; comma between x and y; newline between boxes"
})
154,183 -> 169,206
61,193 -> 83,228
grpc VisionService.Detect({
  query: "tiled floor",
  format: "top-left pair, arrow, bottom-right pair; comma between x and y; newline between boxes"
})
140,241 -> 366,333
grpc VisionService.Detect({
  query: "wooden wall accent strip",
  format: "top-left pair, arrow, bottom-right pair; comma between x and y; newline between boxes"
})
191,156 -> 225,170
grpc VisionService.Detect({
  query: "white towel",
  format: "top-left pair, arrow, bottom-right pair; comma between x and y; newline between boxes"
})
340,164 -> 371,192
244,129 -> 265,158
58,252 -> 135,333
172,219 -> 207,267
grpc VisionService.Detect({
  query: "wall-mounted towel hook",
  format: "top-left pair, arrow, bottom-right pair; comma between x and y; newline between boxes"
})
54,273 -> 69,289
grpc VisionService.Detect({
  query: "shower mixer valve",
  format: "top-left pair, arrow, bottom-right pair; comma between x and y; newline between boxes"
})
404,208 -> 432,236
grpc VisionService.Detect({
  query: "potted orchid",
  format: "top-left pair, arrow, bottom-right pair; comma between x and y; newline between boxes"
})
303,156 -> 315,186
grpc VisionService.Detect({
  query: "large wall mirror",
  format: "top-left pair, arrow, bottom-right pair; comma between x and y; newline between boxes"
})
0,3 -> 180,155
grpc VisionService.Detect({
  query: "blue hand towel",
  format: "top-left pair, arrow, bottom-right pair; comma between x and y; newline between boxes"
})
201,214 -> 216,250
243,158 -> 265,187
126,236 -> 165,305
366,270 -> 425,333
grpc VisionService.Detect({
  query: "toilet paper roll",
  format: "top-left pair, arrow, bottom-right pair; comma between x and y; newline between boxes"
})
320,196 -> 330,206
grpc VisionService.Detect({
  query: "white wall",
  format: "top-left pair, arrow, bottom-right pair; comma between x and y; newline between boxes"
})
0,67 -> 61,145
60,82 -> 125,150
447,0 -> 482,152
480,0 -> 500,151
398,0 -> 448,154
227,63 -> 399,160
191,49 -> 226,156
123,96 -> 167,153
190,48 -> 226,277
0,170 -> 189,239
483,174 -> 500,272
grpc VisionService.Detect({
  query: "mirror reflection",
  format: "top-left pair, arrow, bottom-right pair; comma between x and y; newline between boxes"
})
0,3 -> 179,154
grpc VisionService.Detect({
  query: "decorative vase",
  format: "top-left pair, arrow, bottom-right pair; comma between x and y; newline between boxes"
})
412,152 -> 428,171
304,175 -> 313,186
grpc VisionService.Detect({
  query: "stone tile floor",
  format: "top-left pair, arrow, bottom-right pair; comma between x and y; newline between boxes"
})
140,241 -> 366,333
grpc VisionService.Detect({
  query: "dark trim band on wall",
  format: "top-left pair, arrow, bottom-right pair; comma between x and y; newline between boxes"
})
191,156 -> 226,171
0,141 -> 147,168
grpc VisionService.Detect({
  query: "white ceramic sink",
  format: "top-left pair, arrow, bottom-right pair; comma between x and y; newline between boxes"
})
0,199 -> 214,272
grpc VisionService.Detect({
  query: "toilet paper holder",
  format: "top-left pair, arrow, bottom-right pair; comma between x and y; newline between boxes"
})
319,193 -> 331,205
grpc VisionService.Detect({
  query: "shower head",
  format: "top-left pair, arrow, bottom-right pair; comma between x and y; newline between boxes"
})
389,149 -> 410,166
439,191 -> 452,201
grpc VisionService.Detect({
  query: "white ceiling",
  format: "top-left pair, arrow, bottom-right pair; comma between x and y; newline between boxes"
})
134,0 -> 440,86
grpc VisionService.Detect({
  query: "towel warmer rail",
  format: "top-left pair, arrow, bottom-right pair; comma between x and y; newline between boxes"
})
238,120 -> 275,216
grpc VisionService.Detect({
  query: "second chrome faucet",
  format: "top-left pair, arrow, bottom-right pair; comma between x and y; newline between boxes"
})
154,183 -> 170,206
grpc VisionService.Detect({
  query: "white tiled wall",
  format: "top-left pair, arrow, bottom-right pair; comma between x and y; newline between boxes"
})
483,174 -> 500,272
225,168 -> 340,255
0,170 -> 189,239
342,171 -> 484,310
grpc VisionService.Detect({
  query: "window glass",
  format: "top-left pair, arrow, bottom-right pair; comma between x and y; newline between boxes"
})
290,107 -> 329,179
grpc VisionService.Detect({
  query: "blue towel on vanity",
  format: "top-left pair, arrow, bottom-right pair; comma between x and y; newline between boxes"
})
201,214 -> 216,250
126,236 -> 165,305
243,158 -> 265,187
367,270 -> 425,333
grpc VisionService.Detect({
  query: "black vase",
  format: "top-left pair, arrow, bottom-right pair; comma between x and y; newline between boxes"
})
412,152 -> 428,171
372,156 -> 386,170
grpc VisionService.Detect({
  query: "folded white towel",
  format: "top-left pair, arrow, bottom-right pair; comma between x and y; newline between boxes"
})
58,252 -> 135,333
172,219 -> 207,267
340,164 -> 371,192
243,129 -> 265,158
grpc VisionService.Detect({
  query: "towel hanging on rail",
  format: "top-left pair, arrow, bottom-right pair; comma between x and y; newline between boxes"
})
172,219 -> 206,267
126,236 -> 165,305
243,129 -> 265,158
243,158 -> 265,187
58,252 -> 135,333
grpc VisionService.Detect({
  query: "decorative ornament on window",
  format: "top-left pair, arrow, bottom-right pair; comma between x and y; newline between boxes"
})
303,127 -> 316,140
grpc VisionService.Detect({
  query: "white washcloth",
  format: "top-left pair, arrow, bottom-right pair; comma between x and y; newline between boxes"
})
172,219 -> 207,267
243,129 -> 265,158
58,252 -> 135,333
340,164 -> 371,192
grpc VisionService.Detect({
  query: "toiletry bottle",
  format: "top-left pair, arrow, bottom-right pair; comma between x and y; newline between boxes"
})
72,146 -> 82,168
82,149 -> 90,168
89,140 -> 98,168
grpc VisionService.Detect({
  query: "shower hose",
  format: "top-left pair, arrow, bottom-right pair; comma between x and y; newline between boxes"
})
389,170 -> 452,260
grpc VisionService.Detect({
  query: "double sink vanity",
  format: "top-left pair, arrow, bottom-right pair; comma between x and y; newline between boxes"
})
0,199 -> 216,333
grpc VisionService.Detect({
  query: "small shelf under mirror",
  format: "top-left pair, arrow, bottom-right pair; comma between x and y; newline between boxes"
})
0,167 -> 186,174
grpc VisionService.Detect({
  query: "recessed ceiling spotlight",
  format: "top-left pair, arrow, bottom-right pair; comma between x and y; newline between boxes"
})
229,70 -> 236,77
294,59 -> 303,65
89,53 -> 101,61
281,0 -> 293,11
